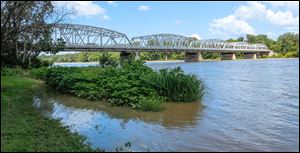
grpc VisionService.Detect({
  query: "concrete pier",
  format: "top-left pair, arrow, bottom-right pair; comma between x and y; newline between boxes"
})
221,53 -> 236,60
185,52 -> 203,62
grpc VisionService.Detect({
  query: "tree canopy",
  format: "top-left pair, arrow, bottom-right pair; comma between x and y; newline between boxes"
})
1,1 -> 66,68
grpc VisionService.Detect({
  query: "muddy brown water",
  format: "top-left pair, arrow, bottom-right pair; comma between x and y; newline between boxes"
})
34,59 -> 299,151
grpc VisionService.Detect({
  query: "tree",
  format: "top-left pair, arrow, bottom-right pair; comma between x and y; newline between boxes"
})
273,33 -> 299,56
1,1 -> 68,68
246,34 -> 276,48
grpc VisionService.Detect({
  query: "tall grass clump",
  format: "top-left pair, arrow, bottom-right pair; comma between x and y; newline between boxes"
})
146,67 -> 205,102
31,61 -> 205,111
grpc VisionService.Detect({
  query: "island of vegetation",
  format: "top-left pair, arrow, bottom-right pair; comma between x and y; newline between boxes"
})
31,60 -> 205,112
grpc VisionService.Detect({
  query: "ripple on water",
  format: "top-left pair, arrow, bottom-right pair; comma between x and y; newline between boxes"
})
34,59 -> 299,151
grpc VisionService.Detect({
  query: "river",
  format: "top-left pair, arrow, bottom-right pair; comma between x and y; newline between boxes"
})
34,58 -> 299,151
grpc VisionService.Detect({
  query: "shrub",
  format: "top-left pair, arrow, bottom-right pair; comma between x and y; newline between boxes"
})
30,67 -> 49,80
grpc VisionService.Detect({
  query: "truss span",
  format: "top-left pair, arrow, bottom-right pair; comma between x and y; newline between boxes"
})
52,23 -> 132,49
52,24 -> 271,53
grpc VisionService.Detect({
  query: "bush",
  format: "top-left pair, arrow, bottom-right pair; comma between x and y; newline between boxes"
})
30,67 -> 49,80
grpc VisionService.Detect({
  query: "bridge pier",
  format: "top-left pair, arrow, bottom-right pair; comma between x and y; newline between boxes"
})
221,53 -> 236,60
134,52 -> 140,60
184,52 -> 202,62
244,53 -> 257,59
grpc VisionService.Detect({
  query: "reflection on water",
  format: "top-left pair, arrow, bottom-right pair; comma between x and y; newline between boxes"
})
34,89 -> 203,151
35,59 -> 299,151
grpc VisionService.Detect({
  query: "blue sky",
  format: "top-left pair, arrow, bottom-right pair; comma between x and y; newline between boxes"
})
53,1 -> 299,41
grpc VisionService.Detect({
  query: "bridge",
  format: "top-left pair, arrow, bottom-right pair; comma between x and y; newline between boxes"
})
52,23 -> 274,62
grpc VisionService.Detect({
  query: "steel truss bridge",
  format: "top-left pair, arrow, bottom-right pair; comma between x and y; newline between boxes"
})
52,23 -> 271,53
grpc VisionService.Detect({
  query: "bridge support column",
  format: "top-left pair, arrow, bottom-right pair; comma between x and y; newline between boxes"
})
134,52 -> 140,60
184,52 -> 203,62
221,53 -> 236,60
244,53 -> 257,59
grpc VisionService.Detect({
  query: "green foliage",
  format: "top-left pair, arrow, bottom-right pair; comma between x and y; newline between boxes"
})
146,67 -> 205,102
1,1 -> 65,68
202,52 -> 220,59
99,52 -> 119,67
229,33 -> 299,58
246,34 -> 276,48
32,61 -> 205,111
30,67 -> 49,80
235,52 -> 245,59
1,66 -> 30,77
271,33 -> 299,57
38,52 -> 120,63
140,97 -> 164,112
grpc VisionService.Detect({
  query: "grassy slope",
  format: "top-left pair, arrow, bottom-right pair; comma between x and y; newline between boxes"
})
1,75 -> 97,152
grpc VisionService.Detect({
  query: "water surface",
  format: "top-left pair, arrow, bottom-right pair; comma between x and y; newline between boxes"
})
34,58 -> 299,151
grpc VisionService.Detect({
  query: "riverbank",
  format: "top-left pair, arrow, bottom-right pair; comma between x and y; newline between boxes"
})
52,57 -> 299,65
1,72 -> 99,151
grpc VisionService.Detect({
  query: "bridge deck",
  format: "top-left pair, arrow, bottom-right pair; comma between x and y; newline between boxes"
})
63,46 -> 271,53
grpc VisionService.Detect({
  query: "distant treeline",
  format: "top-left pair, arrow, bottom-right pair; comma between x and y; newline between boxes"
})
39,32 -> 299,63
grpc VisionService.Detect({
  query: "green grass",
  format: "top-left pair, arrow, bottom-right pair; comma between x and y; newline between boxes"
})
1,73 -> 99,151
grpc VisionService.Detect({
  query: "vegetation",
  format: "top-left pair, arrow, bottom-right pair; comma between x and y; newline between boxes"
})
1,1 -> 66,68
98,52 -> 119,67
270,33 -> 299,58
1,69 -> 98,152
31,61 -> 205,111
246,33 -> 299,58
38,52 -> 185,63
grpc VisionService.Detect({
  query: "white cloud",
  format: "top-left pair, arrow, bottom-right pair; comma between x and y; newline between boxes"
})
266,10 -> 299,27
263,1 -> 299,13
234,1 -> 267,20
175,19 -> 183,25
53,1 -> 110,20
107,1 -> 117,7
190,34 -> 201,40
138,5 -> 150,11
209,1 -> 299,38
234,1 -> 299,29
209,15 -> 255,39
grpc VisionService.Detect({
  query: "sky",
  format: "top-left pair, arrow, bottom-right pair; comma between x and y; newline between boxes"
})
50,1 -> 299,55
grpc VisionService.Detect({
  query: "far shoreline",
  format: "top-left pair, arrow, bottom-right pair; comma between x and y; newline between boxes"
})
52,57 -> 299,64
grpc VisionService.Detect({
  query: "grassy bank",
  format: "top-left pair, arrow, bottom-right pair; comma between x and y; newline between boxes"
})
31,61 -> 205,112
1,70 -> 98,152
